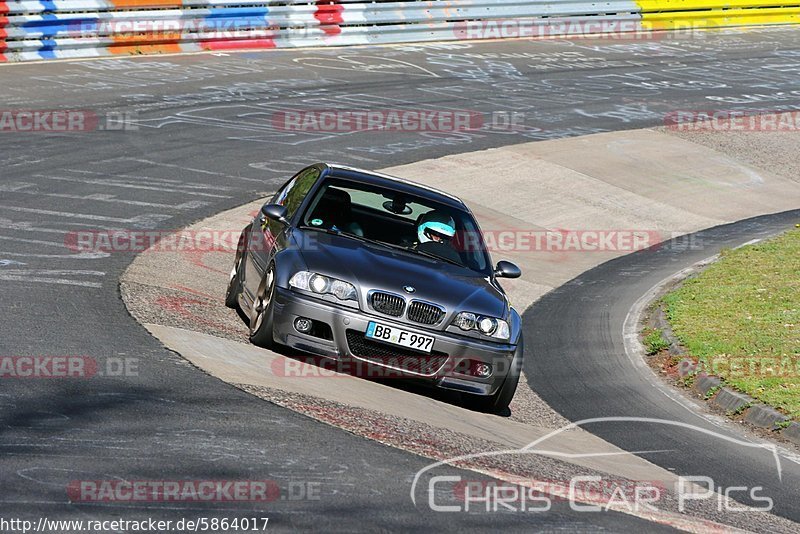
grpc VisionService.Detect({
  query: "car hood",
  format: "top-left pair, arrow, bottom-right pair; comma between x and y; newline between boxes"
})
293,229 -> 507,319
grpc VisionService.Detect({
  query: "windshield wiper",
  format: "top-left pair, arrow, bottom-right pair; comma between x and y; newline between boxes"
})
300,225 -> 465,267
400,245 -> 464,268
300,225 -> 397,250
353,235 -> 460,266
300,225 -> 356,239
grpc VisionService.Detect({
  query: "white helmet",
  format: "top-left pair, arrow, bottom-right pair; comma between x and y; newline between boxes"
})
417,211 -> 456,244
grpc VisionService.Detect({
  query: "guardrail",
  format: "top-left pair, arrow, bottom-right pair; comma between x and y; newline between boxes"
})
637,0 -> 800,29
1,0 -> 798,62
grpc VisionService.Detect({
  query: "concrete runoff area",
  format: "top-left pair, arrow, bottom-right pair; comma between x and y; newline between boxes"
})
143,324 -> 673,484
122,120 -> 800,530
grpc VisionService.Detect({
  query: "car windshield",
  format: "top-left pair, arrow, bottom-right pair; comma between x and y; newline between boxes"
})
300,177 -> 491,275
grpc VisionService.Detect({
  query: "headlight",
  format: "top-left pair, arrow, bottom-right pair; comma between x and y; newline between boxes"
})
309,273 -> 329,294
453,312 -> 509,340
478,317 -> 497,335
330,279 -> 357,300
453,312 -> 477,331
289,271 -> 357,301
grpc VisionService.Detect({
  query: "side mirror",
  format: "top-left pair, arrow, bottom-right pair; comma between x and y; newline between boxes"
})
261,203 -> 289,225
494,260 -> 521,279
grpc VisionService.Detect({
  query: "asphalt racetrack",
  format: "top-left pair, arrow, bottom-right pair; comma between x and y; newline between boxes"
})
526,209 -> 800,522
1,28 -> 800,530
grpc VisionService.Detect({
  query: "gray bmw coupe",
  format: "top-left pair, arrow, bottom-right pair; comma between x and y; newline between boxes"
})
226,163 -> 523,413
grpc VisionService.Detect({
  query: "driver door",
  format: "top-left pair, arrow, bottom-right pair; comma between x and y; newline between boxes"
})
243,166 -> 321,300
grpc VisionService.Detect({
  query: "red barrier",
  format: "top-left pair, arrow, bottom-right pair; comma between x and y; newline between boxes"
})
315,0 -> 343,35
201,38 -> 277,50
110,0 -> 181,7
0,11 -> 6,62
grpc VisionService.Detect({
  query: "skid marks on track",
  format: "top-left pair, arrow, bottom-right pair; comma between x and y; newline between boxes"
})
0,163 -> 240,289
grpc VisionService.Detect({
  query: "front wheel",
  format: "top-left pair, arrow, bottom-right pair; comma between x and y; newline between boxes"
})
225,229 -> 248,309
463,336 -> 523,415
249,262 -> 276,349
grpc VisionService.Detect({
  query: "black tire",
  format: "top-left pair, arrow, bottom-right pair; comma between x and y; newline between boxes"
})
463,335 -> 524,415
225,229 -> 248,309
249,262 -> 276,349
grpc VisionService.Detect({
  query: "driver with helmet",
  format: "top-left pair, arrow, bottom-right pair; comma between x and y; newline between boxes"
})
415,210 -> 461,264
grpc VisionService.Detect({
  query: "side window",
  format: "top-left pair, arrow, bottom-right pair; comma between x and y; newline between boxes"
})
271,182 -> 291,205
274,167 -> 320,220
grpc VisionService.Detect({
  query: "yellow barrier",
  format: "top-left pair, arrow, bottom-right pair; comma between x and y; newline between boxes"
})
637,0 -> 797,9
636,0 -> 800,30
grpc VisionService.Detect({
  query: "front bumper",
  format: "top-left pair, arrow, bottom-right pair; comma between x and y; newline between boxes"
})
271,287 -> 518,396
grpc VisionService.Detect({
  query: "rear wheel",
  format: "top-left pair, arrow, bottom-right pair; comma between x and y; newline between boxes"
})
225,229 -> 248,309
463,336 -> 523,415
249,262 -> 276,349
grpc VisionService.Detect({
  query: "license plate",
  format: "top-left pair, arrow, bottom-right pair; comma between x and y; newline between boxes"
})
365,322 -> 434,353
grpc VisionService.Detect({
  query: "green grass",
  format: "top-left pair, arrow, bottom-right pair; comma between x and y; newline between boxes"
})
643,327 -> 670,355
663,228 -> 800,418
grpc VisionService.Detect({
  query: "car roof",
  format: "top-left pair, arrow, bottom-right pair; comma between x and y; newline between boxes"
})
321,163 -> 467,211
